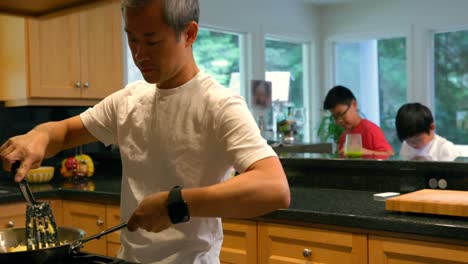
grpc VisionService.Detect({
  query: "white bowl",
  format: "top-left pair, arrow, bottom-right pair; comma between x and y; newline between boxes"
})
25,166 -> 55,183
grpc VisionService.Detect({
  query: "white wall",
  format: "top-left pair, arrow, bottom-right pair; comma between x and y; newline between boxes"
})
199,0 -> 321,140
320,0 -> 468,110
200,0 -> 319,79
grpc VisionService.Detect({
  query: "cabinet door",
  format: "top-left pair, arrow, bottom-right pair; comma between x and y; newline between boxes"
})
369,235 -> 468,264
43,199 -> 64,226
0,15 -> 28,101
106,205 -> 121,257
0,200 -> 62,229
221,219 -> 257,264
0,202 -> 26,229
28,11 -> 82,98
63,200 -> 106,255
258,223 -> 367,264
79,0 -> 123,99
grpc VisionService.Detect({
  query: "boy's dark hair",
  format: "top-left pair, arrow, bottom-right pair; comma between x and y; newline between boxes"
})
395,103 -> 434,142
323,85 -> 356,110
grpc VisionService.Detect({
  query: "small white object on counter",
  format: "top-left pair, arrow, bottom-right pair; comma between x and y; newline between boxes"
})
373,192 -> 400,201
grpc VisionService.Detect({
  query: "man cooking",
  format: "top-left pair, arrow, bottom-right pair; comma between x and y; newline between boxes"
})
0,0 -> 291,263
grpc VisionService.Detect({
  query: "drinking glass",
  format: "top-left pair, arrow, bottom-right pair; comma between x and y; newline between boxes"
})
344,134 -> 363,157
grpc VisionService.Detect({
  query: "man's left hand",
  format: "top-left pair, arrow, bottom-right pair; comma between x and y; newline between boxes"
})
127,191 -> 172,233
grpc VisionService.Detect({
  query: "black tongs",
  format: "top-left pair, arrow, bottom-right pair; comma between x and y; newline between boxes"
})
14,162 -> 59,250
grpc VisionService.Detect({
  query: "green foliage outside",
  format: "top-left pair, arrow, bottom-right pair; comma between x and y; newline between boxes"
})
193,29 -> 240,87
434,30 -> 468,144
265,39 -> 304,108
377,37 -> 407,152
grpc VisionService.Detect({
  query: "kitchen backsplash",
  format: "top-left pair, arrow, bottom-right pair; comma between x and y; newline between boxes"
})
0,103 -> 120,179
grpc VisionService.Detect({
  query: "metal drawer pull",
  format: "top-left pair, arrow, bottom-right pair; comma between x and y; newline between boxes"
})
96,219 -> 104,226
84,82 -> 90,88
7,221 -> 14,228
75,81 -> 82,88
302,248 -> 312,258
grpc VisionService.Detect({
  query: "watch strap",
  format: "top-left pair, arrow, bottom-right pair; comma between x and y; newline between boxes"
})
167,186 -> 190,224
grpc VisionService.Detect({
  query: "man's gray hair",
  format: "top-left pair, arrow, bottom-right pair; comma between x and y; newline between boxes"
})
121,0 -> 199,39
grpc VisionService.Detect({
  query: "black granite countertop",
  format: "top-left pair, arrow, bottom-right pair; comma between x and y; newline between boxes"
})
0,176 -> 121,205
258,187 -> 468,241
1,176 -> 467,243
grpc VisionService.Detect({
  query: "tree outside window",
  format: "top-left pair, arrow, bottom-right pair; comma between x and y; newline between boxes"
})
434,29 -> 468,144
193,28 -> 241,94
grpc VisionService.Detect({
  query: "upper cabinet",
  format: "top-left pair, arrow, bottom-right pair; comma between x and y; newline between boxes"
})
0,0 -> 124,107
0,0 -> 109,17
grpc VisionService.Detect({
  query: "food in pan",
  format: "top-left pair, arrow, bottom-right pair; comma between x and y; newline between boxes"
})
8,240 -> 65,252
8,245 -> 27,252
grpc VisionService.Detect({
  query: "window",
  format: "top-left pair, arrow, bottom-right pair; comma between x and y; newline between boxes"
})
265,38 -> 308,143
333,37 -> 407,151
193,28 -> 243,95
434,29 -> 468,144
125,28 -> 243,95
125,43 -> 143,84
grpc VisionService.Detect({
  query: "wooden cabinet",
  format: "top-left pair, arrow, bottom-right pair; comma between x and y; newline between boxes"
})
369,235 -> 468,264
257,222 -> 368,264
0,202 -> 26,229
106,204 -> 121,257
221,219 -> 257,264
0,200 -> 62,229
0,0 -> 123,107
63,200 -> 107,255
4,199 -> 468,263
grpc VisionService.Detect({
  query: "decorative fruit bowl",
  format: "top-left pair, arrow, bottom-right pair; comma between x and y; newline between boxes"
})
25,166 -> 55,183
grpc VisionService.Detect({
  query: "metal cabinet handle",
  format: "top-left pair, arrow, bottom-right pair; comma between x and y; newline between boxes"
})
302,248 -> 312,258
75,81 -> 82,88
7,221 -> 14,228
83,82 -> 90,88
96,219 -> 104,226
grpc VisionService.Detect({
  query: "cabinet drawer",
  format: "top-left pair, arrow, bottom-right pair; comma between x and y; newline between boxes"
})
107,241 -> 121,258
63,200 -> 106,255
369,235 -> 468,264
0,202 -> 26,228
106,205 -> 120,243
258,223 -> 367,264
221,219 -> 257,264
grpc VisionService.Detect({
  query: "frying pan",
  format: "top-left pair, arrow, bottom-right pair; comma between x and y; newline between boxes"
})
0,223 -> 127,264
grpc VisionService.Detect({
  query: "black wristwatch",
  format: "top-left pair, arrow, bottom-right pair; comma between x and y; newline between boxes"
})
167,186 -> 190,224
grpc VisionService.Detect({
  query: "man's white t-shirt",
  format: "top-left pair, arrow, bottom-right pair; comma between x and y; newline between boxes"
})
399,134 -> 460,161
80,72 -> 276,263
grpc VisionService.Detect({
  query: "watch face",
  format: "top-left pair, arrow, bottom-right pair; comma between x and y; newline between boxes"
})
169,201 -> 189,223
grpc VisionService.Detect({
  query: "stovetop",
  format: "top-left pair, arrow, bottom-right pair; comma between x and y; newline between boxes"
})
52,252 -> 138,264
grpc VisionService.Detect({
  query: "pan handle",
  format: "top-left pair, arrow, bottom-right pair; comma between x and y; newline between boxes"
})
69,222 -> 127,255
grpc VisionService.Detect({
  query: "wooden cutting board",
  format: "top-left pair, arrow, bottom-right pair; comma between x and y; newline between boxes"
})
385,189 -> 468,217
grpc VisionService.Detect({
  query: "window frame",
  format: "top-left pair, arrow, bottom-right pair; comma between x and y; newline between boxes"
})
326,29 -> 412,104
194,25 -> 248,97
264,33 -> 312,142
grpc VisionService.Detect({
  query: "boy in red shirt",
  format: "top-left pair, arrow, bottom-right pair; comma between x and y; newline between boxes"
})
323,85 -> 394,156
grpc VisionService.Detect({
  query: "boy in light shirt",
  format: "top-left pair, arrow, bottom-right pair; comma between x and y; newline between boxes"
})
395,103 -> 460,161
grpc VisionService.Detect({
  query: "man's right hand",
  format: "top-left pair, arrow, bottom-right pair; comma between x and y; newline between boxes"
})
0,130 -> 49,182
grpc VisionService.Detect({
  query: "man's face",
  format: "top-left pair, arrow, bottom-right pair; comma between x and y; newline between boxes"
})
124,0 -> 189,87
